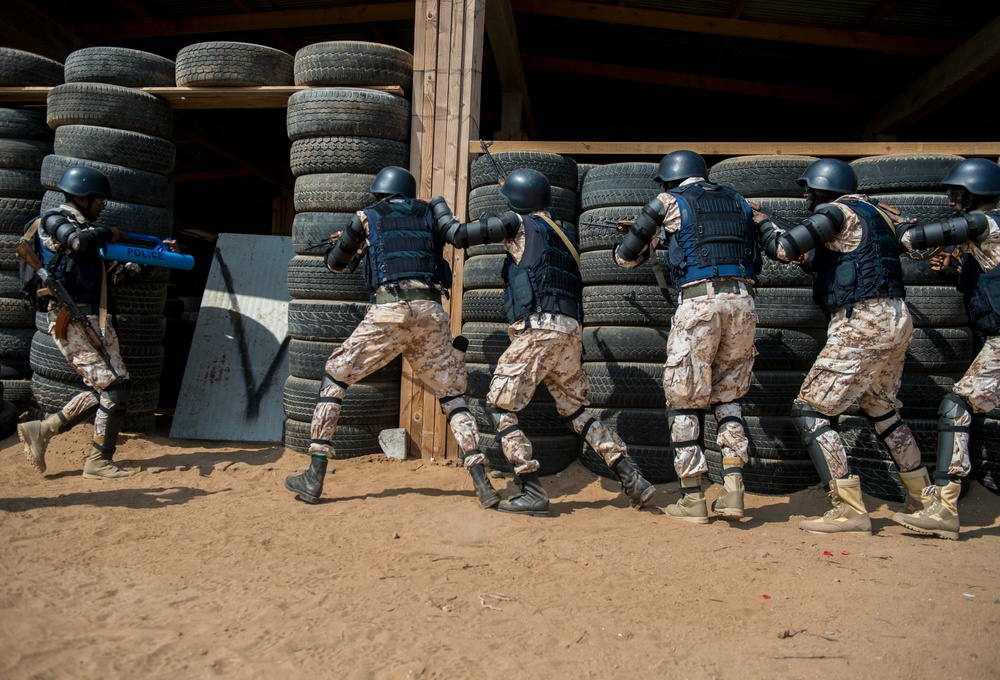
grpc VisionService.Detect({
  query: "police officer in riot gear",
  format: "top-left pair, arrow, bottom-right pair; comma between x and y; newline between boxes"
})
756,158 -> 928,534
614,150 -> 760,523
431,168 -> 656,516
17,166 -> 136,479
892,157 -> 1000,539
284,166 -> 500,509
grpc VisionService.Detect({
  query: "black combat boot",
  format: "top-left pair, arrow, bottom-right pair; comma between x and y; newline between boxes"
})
612,455 -> 656,509
284,456 -> 328,504
497,472 -> 549,516
469,464 -> 501,509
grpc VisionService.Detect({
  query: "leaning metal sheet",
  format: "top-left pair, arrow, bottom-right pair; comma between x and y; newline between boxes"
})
170,234 -> 294,441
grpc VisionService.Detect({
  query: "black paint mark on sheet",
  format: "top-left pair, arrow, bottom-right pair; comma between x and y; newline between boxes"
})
215,247 -> 289,420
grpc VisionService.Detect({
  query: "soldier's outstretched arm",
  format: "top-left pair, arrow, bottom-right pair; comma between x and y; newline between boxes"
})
41,212 -> 117,253
615,198 -> 665,264
325,213 -> 365,273
429,196 -> 520,248
759,204 -> 844,262
896,211 -> 990,251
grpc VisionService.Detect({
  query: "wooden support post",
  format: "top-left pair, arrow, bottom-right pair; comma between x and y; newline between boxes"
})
271,195 -> 294,236
406,0 -> 484,459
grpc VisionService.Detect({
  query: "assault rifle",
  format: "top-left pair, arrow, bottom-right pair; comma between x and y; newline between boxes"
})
15,240 -> 120,380
479,139 -> 508,183
580,217 -> 635,234
303,228 -> 362,272
581,216 -> 673,299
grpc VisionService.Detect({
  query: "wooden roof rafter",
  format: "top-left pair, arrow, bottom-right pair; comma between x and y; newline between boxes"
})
518,54 -> 870,105
507,0 -> 959,56
485,0 -> 537,139
863,12 -> 1000,138
75,2 -> 416,41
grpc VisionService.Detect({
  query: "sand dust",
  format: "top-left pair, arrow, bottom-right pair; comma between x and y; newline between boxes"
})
1,424 -> 998,679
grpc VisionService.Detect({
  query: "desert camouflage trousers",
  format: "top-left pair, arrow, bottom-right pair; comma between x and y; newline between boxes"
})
309,300 -> 481,465
663,290 -> 756,479
488,327 -> 626,475
945,335 -> 1000,476
795,298 -> 921,479
49,312 -> 129,439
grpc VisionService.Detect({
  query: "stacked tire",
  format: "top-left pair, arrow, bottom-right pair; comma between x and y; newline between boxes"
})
575,162 -> 676,484
282,42 -> 412,457
462,151 -> 581,475
0,49 -> 63,412
30,47 -> 176,434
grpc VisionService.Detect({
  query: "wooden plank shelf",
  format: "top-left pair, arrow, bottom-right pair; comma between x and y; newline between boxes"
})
0,85 -> 405,109
468,140 -> 1000,157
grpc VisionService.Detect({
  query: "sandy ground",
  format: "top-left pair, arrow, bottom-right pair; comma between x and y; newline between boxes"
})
1,422 -> 999,680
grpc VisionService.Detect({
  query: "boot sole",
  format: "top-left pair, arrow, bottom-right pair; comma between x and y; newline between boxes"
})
497,506 -> 550,517
801,526 -> 871,534
284,478 -> 320,504
715,509 -> 744,519
82,472 -> 133,480
666,515 -> 709,524
630,485 -> 657,509
16,424 -> 46,474
892,518 -> 959,540
479,494 -> 501,510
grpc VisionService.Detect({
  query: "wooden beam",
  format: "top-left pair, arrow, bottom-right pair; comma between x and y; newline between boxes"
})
76,2 -> 415,41
0,85 -> 403,108
520,54 -> 870,105
485,0 -> 537,139
861,0 -> 901,32
0,0 -> 90,61
862,13 -> 1000,138
406,0 -> 484,459
467,139 -> 1000,157
508,0 -> 959,56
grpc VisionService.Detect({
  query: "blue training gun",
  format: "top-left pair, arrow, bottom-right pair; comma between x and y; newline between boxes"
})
100,232 -> 194,270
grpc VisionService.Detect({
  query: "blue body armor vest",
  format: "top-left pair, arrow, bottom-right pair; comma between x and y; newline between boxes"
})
665,182 -> 759,287
502,214 -> 583,325
40,207 -> 105,307
811,198 -> 905,316
362,196 -> 452,294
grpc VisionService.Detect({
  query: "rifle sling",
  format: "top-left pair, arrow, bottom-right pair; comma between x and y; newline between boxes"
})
537,215 -> 581,267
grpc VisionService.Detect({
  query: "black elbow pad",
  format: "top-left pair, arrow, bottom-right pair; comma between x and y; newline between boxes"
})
619,199 -> 665,262
430,196 -> 456,232
69,226 -> 113,253
910,212 -> 991,250
449,211 -> 519,248
326,215 -> 365,271
778,204 -> 843,260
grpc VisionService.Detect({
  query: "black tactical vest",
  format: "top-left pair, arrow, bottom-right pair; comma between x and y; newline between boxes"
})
812,198 -> 905,316
362,196 -> 451,293
965,209 -> 1000,336
666,182 -> 759,287
502,214 -> 583,325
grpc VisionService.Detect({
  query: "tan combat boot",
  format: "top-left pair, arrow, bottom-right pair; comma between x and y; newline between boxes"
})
891,481 -> 961,540
799,476 -> 871,534
17,413 -> 63,474
897,467 -> 932,512
712,458 -> 745,519
666,475 -> 708,524
82,438 -> 133,480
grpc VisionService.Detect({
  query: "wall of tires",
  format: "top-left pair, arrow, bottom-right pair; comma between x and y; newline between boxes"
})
0,49 -> 65,429
282,41 -> 414,457
462,151 -> 999,500
27,46 -> 176,434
